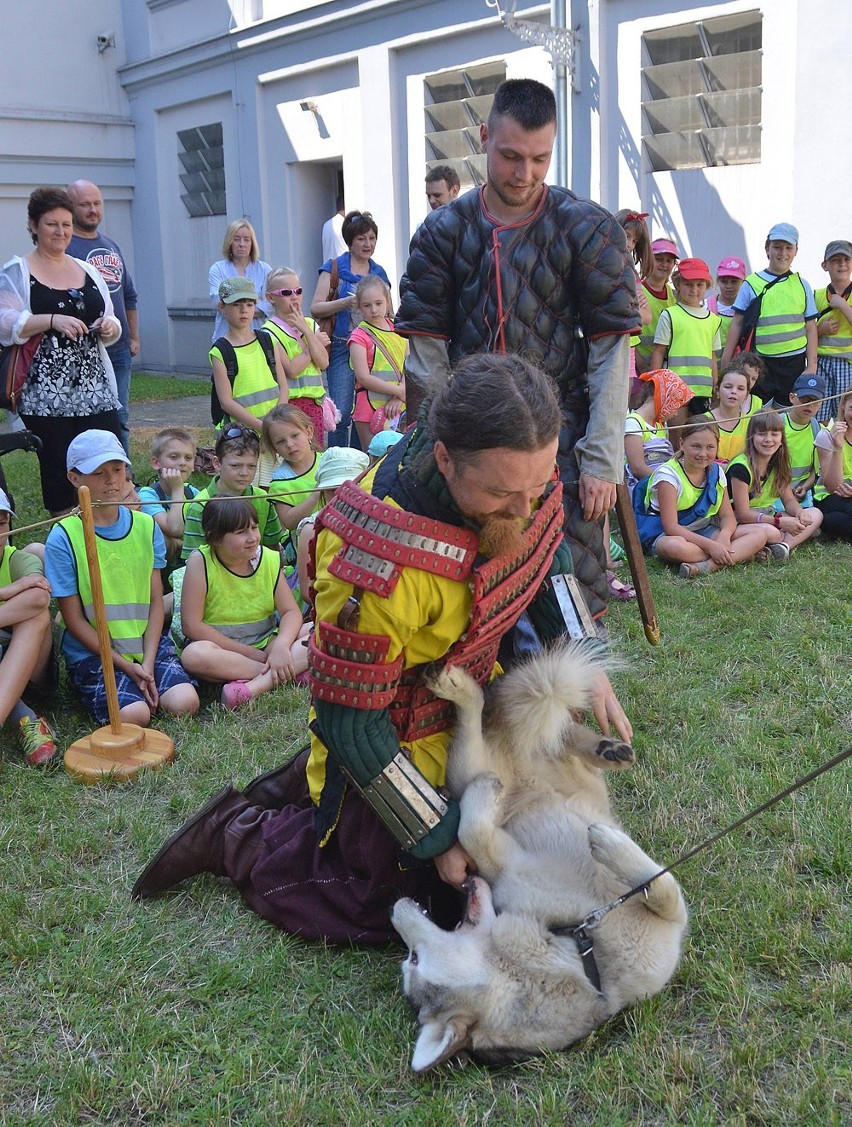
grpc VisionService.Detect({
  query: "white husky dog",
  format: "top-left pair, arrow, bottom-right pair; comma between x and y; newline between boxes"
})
391,643 -> 688,1072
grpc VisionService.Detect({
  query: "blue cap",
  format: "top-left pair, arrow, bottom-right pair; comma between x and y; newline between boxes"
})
367,430 -> 404,457
766,223 -> 799,245
791,373 -> 827,400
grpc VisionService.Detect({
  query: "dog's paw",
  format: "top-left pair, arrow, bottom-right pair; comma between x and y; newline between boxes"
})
594,737 -> 635,769
587,822 -> 630,865
426,664 -> 483,709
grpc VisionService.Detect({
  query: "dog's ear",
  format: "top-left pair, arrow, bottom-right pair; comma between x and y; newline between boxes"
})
411,1015 -> 472,1073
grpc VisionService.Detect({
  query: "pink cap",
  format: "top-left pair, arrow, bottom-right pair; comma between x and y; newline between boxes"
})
716,256 -> 747,280
652,239 -> 679,258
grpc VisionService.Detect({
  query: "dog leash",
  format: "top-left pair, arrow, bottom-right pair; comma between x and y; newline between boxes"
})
568,744 -> 852,939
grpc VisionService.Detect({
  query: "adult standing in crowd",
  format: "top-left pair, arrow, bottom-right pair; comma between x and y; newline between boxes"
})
67,179 -> 139,454
396,79 -> 640,618
425,165 -> 461,211
310,211 -> 391,447
321,196 -> 346,261
0,187 -> 123,516
131,354 -> 631,941
208,219 -> 272,343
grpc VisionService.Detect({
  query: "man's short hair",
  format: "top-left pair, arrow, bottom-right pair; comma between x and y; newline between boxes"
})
425,165 -> 460,191
488,79 -> 557,132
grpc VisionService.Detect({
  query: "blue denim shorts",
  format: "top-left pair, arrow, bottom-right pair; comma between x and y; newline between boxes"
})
69,634 -> 196,724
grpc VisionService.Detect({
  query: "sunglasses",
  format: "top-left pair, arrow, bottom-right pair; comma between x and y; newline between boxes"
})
221,424 -> 257,440
268,287 -> 303,297
67,288 -> 86,314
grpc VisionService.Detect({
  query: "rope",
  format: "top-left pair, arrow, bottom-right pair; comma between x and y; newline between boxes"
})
573,744 -> 852,935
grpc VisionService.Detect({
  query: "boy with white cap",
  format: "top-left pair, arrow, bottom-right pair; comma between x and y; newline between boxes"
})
0,488 -> 56,764
721,223 -> 819,406
815,239 -> 852,423
44,430 -> 199,727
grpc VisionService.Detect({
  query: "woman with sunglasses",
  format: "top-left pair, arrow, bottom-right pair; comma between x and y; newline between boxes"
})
0,186 -> 123,515
310,210 -> 391,448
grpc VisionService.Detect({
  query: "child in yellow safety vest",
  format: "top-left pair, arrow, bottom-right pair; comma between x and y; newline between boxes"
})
651,258 -> 721,439
348,276 -> 406,451
814,389 -> 852,538
177,496 -> 311,710
633,415 -> 768,578
815,240 -> 852,424
727,410 -> 823,558
635,237 -> 678,374
45,430 -> 200,728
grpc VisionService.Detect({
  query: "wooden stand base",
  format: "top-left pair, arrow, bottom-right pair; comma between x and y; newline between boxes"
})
64,724 -> 174,784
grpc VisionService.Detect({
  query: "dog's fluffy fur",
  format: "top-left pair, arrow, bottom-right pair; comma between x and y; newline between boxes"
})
391,643 -> 688,1072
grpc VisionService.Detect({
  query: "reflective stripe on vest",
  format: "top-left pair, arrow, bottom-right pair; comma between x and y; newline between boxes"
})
665,305 -> 721,394
199,542 -> 280,648
264,318 -> 326,399
751,273 -> 807,355
221,338 -> 280,419
815,289 -> 852,357
636,283 -> 675,357
60,511 -> 154,661
783,415 -> 820,488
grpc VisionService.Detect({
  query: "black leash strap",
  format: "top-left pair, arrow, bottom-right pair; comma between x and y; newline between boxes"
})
574,744 -> 852,935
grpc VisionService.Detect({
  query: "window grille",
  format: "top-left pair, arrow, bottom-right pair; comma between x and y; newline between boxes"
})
424,62 -> 506,187
642,11 -> 761,172
178,123 -> 226,217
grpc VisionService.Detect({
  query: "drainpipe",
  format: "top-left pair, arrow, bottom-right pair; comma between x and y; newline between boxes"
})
551,0 -> 569,187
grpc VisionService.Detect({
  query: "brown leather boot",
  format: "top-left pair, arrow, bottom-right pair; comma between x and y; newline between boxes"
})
131,786 -> 250,899
242,745 -> 311,810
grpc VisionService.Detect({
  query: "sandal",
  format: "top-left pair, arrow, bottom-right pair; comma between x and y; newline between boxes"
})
220,680 -> 253,710
606,570 -> 636,600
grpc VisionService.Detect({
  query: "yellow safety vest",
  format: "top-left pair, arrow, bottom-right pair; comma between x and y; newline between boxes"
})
198,542 -> 280,648
658,458 -> 725,518
727,453 -> 781,509
59,511 -> 154,662
350,322 -> 406,408
815,288 -> 852,358
263,318 -> 327,400
210,336 -> 280,420
749,273 -> 808,356
636,283 -> 675,359
783,415 -> 820,490
814,424 -> 852,499
0,544 -> 17,599
665,305 -> 721,395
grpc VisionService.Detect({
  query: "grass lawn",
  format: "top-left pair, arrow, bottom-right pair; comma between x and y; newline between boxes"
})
0,438 -> 850,1125
129,372 -> 209,402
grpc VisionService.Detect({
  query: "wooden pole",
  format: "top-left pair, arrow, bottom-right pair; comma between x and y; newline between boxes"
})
614,481 -> 661,645
77,486 -> 123,732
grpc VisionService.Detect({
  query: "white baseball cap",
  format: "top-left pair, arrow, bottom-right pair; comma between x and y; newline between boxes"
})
0,487 -> 16,517
66,430 -> 131,474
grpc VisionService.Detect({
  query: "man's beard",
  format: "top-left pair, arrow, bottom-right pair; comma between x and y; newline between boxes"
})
470,511 -> 526,558
76,219 -> 98,234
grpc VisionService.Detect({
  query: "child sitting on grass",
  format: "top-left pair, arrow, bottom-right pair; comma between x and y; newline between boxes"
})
813,389 -> 852,538
177,498 -> 310,710
0,488 -> 56,764
138,427 -> 199,577
727,410 -> 823,558
633,415 -> 769,578
45,430 -> 199,727
624,368 -> 693,491
181,425 -> 283,561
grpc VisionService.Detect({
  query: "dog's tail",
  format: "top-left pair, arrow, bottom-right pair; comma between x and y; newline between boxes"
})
489,642 -> 613,762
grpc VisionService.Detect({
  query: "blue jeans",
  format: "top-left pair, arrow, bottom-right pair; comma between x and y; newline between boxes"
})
326,337 -> 356,448
109,345 -> 132,454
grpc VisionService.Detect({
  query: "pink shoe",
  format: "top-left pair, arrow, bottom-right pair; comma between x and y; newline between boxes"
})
220,680 -> 253,710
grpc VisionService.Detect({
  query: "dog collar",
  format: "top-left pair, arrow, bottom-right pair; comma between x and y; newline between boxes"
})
550,923 -> 603,994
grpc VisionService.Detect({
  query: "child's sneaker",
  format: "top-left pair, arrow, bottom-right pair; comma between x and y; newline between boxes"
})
19,715 -> 57,766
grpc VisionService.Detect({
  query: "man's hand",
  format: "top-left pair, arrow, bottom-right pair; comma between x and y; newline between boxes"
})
579,473 -> 616,522
589,670 -> 633,743
434,843 -> 477,890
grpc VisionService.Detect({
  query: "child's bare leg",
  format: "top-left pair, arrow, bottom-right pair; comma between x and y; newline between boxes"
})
354,420 -> 373,451
730,525 -> 769,562
180,640 -> 266,683
782,508 -> 823,550
654,534 -> 712,565
0,598 -> 51,726
159,683 -> 200,717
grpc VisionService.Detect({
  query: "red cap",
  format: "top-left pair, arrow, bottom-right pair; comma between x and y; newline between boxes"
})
676,257 -> 712,283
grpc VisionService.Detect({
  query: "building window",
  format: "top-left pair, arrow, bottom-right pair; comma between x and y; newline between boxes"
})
642,10 -> 761,172
178,123 -> 226,217
424,62 -> 506,188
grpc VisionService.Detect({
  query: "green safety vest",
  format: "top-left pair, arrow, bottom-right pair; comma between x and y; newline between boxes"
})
59,511 -> 154,662
665,305 -> 721,395
815,288 -> 852,358
660,457 -> 725,518
210,335 -> 280,420
783,415 -> 820,490
198,542 -> 280,648
727,453 -> 781,509
636,283 -> 675,359
350,322 -> 406,408
0,544 -> 17,600
263,318 -> 327,400
814,425 -> 852,499
749,273 -> 808,356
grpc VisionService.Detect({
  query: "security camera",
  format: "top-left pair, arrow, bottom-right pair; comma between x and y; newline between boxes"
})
97,31 -> 116,53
